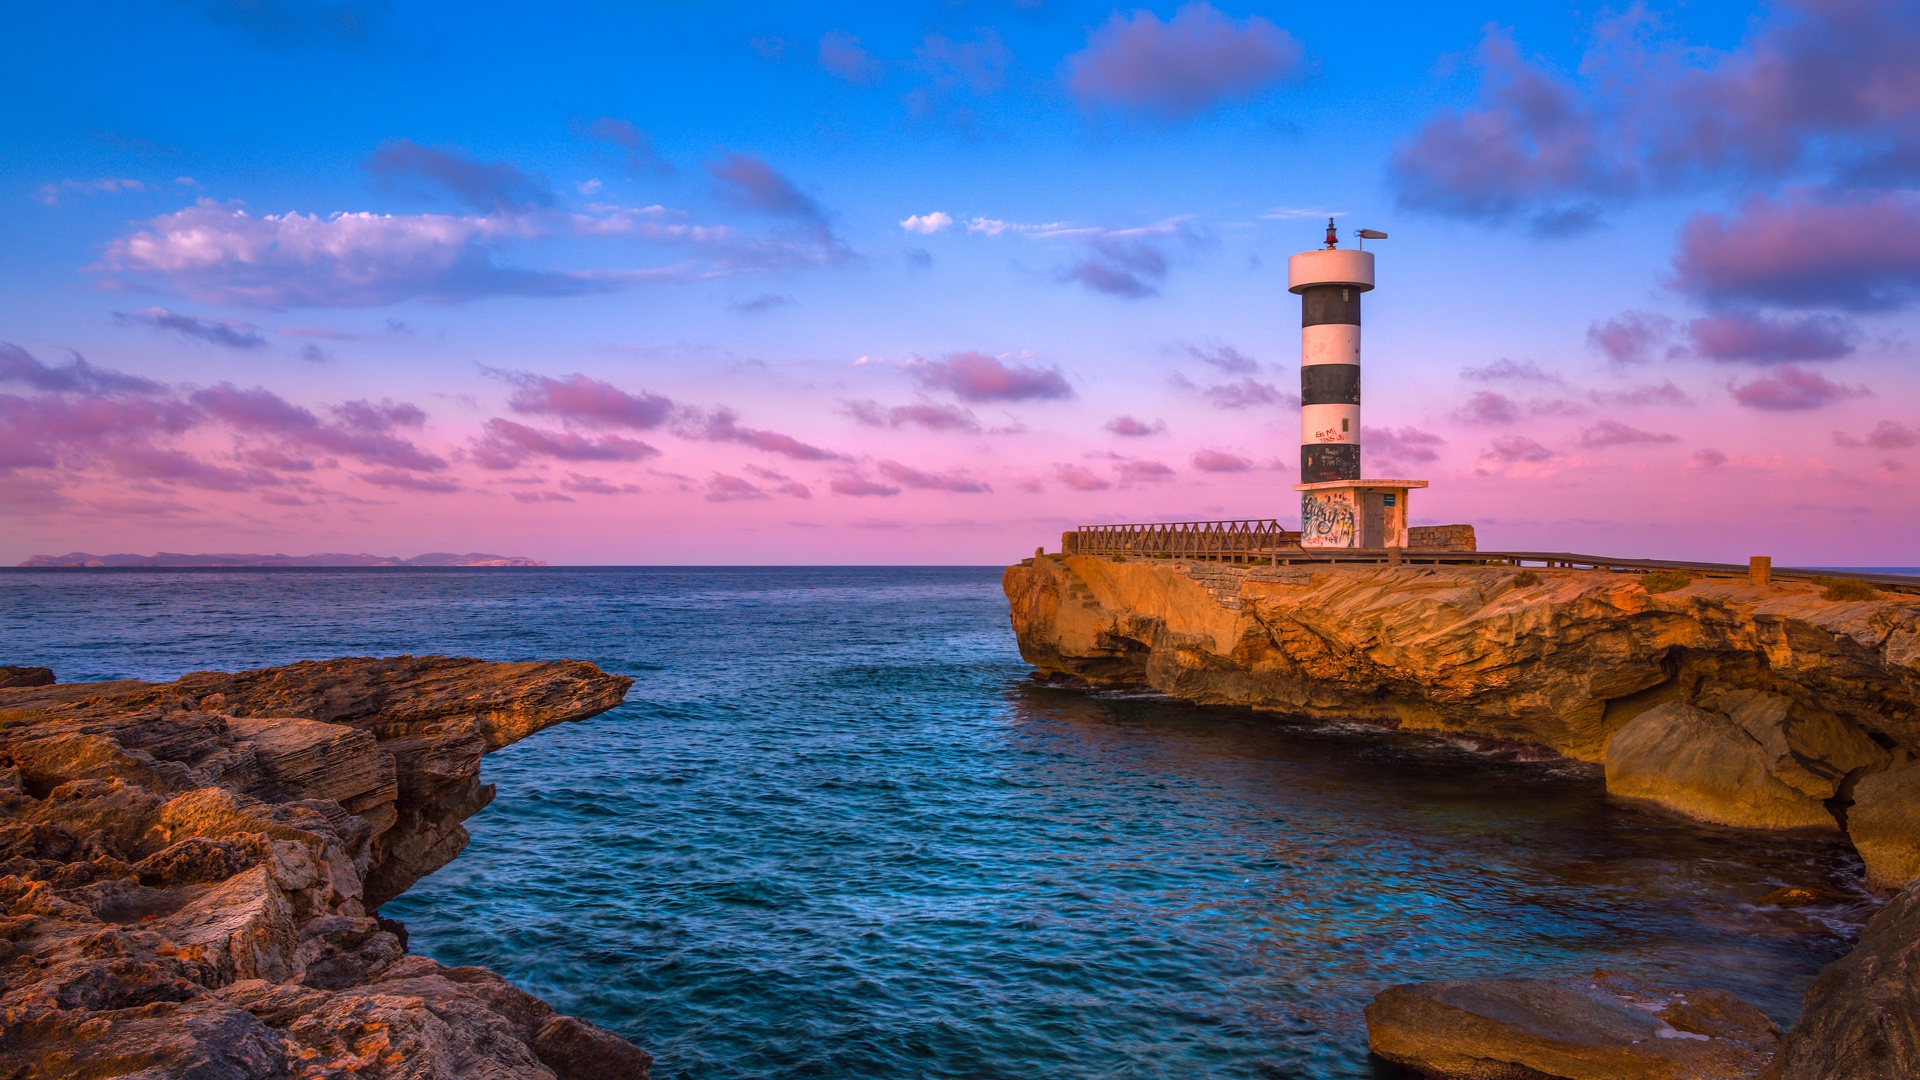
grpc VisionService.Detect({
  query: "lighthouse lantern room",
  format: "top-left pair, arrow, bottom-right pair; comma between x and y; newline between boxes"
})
1288,222 -> 1429,549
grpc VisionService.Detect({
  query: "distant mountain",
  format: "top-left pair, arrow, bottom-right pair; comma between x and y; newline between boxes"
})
17,552 -> 545,568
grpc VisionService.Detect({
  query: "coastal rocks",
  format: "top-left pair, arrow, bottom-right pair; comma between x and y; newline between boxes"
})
1846,760 -> 1920,890
1005,557 -> 1920,883
1767,876 -> 1920,1080
1365,973 -> 1780,1079
0,665 -> 53,688
1603,703 -> 1838,831
0,655 -> 647,1079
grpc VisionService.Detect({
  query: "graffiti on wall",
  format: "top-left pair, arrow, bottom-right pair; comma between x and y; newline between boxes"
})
1300,490 -> 1355,548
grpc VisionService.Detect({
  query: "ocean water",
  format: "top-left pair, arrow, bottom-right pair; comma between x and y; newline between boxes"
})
0,566 -> 1881,1079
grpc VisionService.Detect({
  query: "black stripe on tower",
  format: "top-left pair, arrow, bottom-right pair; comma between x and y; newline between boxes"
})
1301,364 -> 1360,406
1301,443 -> 1360,483
1300,284 -> 1361,327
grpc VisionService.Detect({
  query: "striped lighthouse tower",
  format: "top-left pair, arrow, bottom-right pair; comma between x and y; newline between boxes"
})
1289,219 -> 1371,484
1289,221 -> 1425,549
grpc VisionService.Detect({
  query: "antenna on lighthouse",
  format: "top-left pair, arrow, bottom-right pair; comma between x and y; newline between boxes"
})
1356,228 -> 1387,250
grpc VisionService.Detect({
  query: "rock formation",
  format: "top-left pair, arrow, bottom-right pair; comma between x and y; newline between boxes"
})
0,656 -> 651,1079
1365,973 -> 1781,1079
1004,556 -> 1920,887
1767,875 -> 1920,1080
1006,555 -> 1920,1078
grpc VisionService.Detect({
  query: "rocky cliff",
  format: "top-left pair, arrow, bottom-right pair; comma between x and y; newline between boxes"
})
1004,556 -> 1920,884
1007,555 -> 1920,1079
0,656 -> 651,1079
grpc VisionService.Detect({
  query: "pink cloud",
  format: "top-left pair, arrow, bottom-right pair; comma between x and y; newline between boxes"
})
1054,464 -> 1111,491
693,408 -> 841,460
876,460 -> 989,493
1,343 -> 164,395
1834,420 -> 1918,450
819,31 -> 883,85
1185,342 -> 1259,373
1191,449 -> 1251,472
192,384 -> 447,471
1674,192 -> 1920,311
579,117 -> 672,178
830,476 -> 901,498
705,473 -> 771,502
1391,3 -> 1920,227
1105,415 -> 1164,437
707,153 -> 826,222
1462,358 -> 1564,384
1453,390 -> 1521,425
1390,30 -> 1611,232
363,139 -> 553,212
1579,420 -> 1679,447
560,472 -> 643,495
1202,378 -> 1293,410
360,469 -> 462,493
114,307 -> 267,350
470,418 -> 658,469
1483,435 -> 1556,463
1364,426 -> 1445,465
1691,448 -> 1730,467
1054,221 -> 1202,299
1590,381 -> 1693,407
1065,2 -> 1304,118
1587,312 -> 1678,365
1727,366 -> 1870,411
1111,456 -> 1174,483
503,371 -> 674,428
840,399 -> 980,433
99,202 -> 639,309
911,352 -> 1073,403
1686,311 -> 1856,363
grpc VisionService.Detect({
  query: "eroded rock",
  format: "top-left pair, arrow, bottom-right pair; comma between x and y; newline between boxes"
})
1604,703 -> 1837,831
1768,876 -> 1920,1080
0,655 -> 645,1079
1365,973 -> 1780,1079
1006,558 -> 1920,882
1847,759 -> 1920,890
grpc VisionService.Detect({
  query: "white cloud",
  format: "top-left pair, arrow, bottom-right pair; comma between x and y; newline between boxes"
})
38,178 -> 146,207
900,211 -> 953,234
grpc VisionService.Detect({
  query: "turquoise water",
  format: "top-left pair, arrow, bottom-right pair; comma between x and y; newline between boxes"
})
0,567 -> 1878,1079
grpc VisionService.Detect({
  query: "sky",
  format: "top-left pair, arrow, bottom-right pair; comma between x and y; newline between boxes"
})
2,0 -> 1917,565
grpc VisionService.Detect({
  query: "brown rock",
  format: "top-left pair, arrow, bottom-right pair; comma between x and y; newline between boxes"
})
1005,557 -> 1920,866
1604,703 -> 1838,830
1847,759 -> 1920,889
1768,877 -> 1920,1080
0,665 -> 54,688
0,655 -> 646,1079
1365,973 -> 1780,1079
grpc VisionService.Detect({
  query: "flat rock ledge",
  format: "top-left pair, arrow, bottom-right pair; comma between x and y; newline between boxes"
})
0,655 -> 650,1080
1365,873 -> 1920,1080
1364,973 -> 1780,1079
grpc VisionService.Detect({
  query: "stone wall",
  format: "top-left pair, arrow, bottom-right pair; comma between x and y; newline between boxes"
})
1407,524 -> 1476,552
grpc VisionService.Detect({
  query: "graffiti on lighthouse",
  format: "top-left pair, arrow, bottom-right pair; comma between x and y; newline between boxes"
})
1300,489 -> 1356,546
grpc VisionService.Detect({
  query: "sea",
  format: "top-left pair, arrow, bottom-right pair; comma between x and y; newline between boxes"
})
0,565 -> 1898,1080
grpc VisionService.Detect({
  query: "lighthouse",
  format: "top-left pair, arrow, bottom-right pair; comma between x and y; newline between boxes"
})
1288,221 -> 1426,549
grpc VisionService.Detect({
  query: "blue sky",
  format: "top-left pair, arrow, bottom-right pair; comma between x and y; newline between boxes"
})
3,1 -> 1916,564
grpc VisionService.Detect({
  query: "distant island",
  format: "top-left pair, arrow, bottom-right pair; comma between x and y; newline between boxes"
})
17,551 -> 545,568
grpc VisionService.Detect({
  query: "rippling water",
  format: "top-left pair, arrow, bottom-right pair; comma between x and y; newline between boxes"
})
0,567 -> 1880,1079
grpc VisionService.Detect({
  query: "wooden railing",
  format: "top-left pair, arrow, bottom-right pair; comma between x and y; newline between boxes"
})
1062,533 -> 1920,595
1070,519 -> 1297,563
